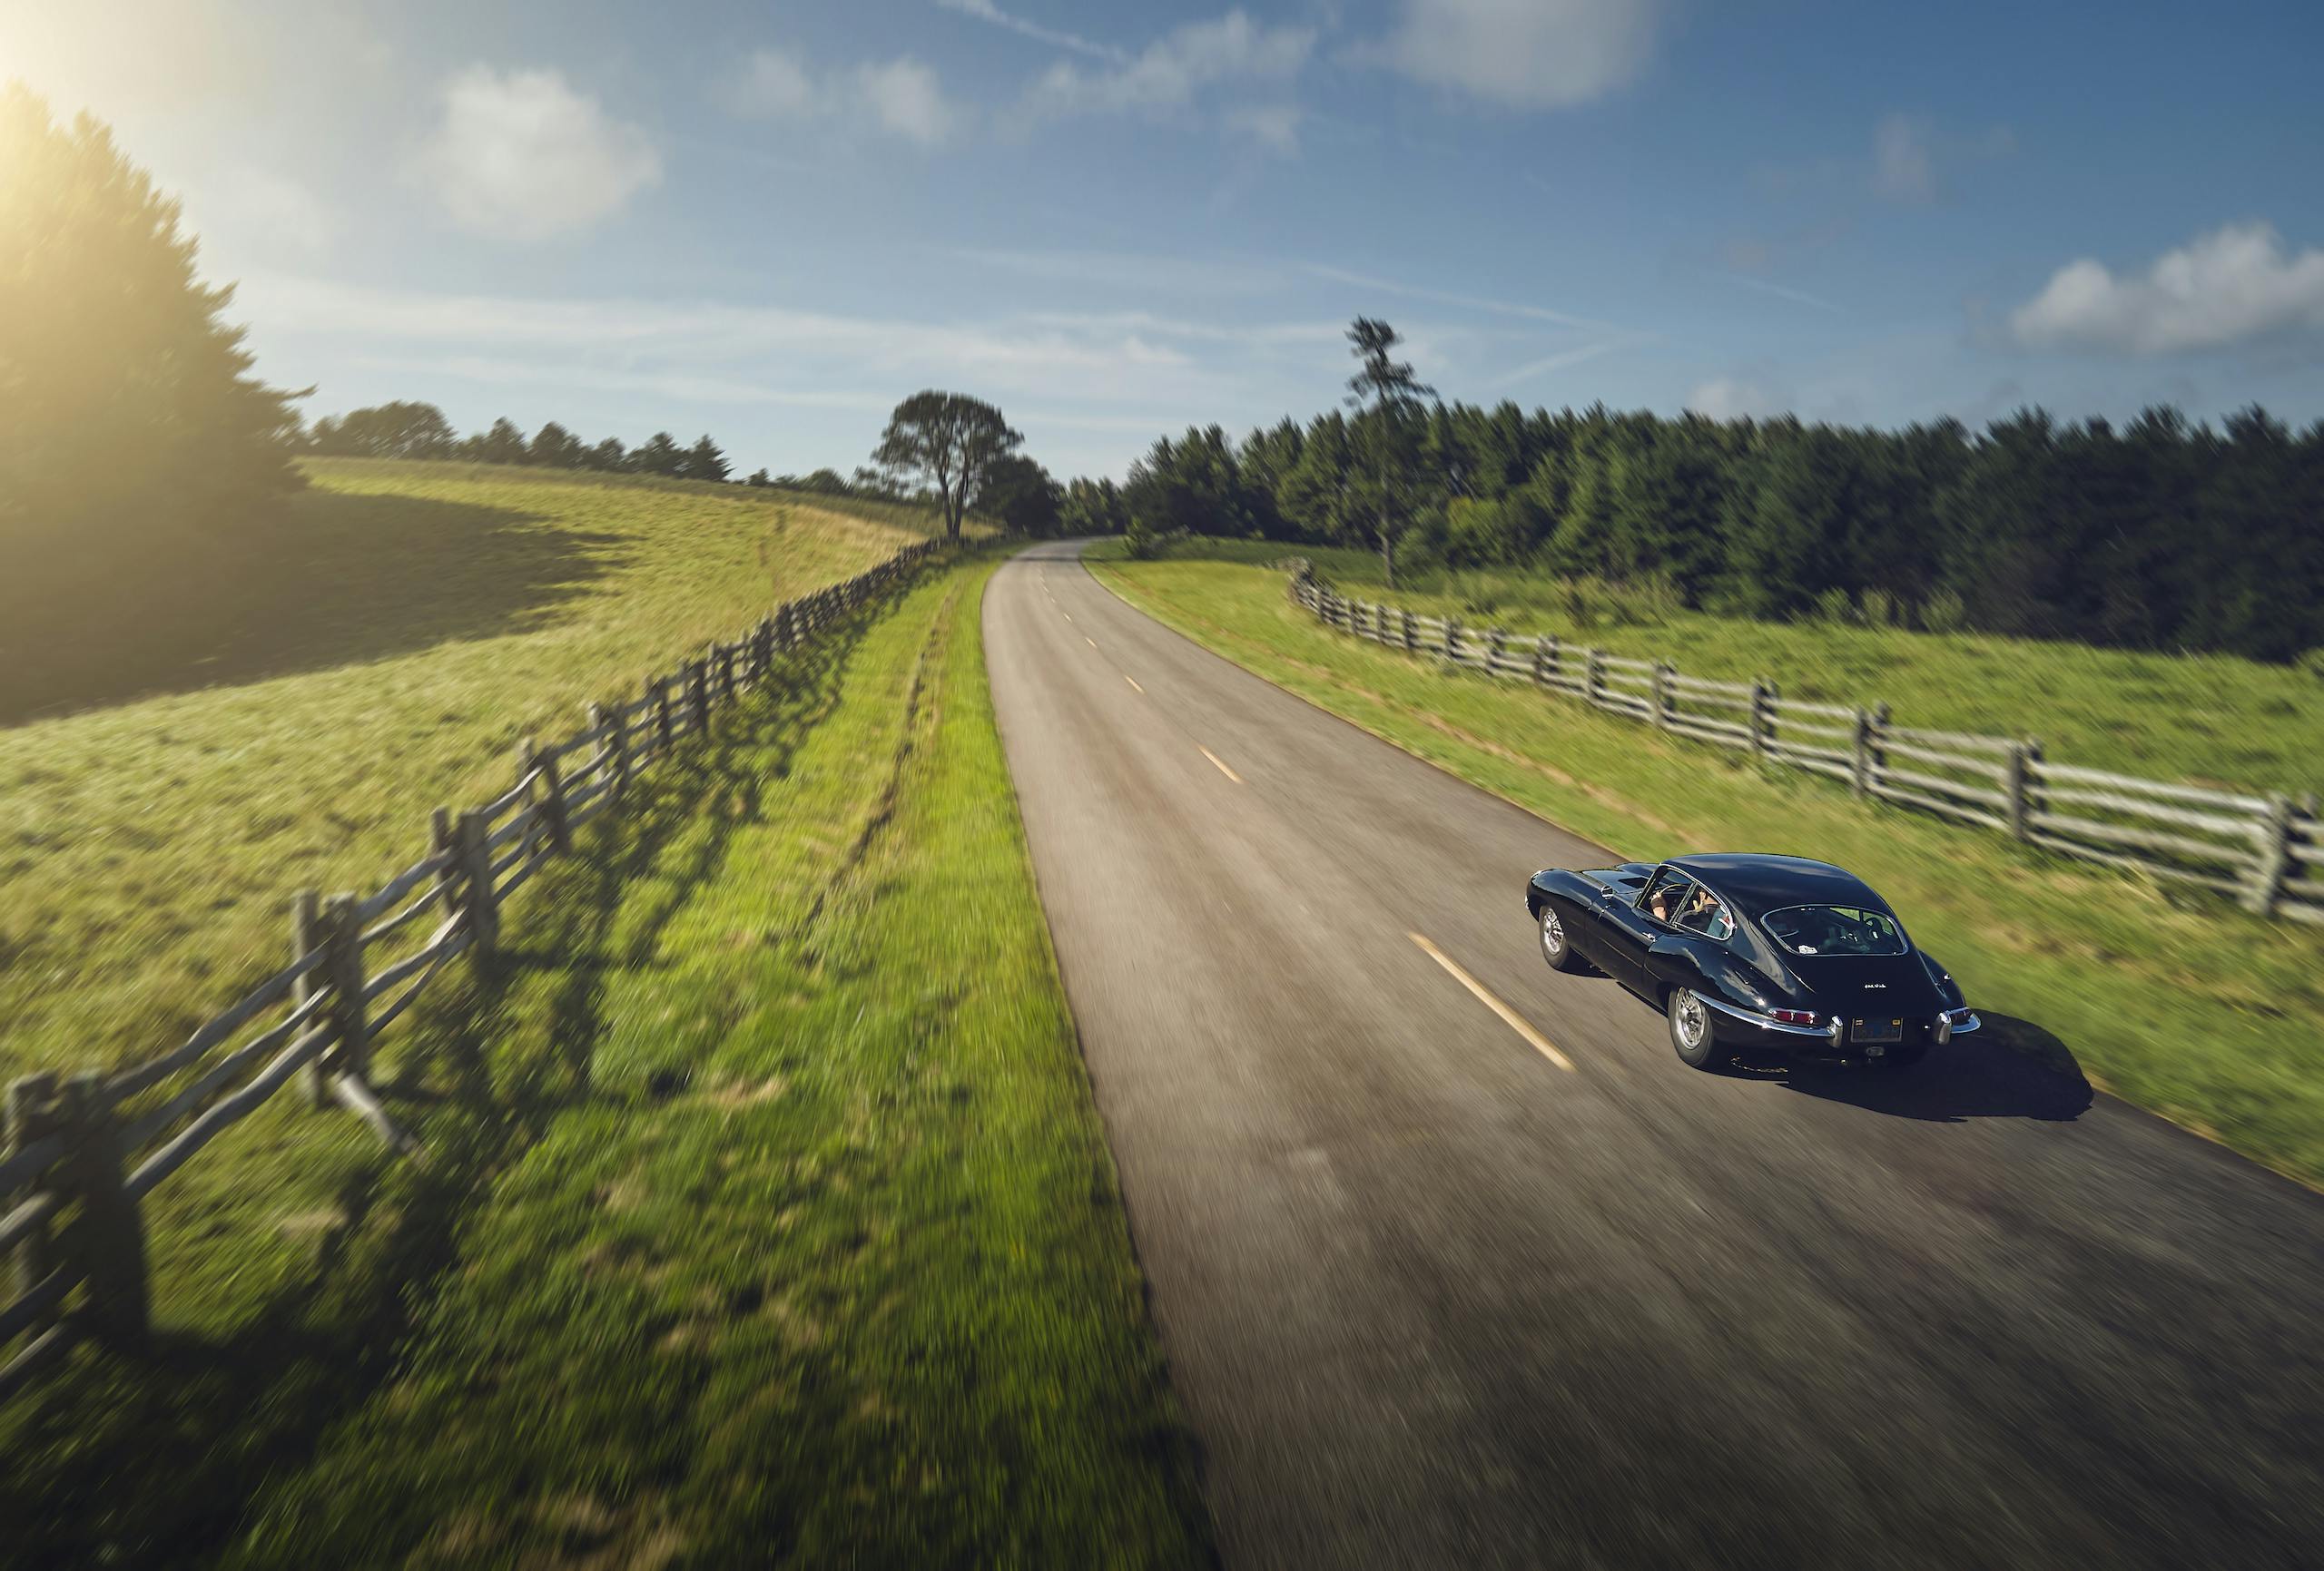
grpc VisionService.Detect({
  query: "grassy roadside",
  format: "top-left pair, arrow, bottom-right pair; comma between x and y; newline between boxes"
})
4,557 -> 1210,1568
1121,540 -> 2324,797
1088,549 -> 2324,1190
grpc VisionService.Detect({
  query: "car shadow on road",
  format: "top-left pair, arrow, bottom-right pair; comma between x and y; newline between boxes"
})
1745,1013 -> 2095,1124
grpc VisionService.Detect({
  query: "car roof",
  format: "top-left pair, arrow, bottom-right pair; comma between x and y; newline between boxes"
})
1664,853 -> 1884,915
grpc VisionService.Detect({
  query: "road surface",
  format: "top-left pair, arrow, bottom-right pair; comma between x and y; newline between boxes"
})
982,540 -> 2324,1570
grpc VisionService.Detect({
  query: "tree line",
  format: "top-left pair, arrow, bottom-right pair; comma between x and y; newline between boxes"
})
306,394 -> 1074,541
1116,320 -> 2324,663
305,402 -> 746,485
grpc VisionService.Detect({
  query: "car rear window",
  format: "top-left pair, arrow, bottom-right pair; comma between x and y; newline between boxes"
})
1761,904 -> 1905,957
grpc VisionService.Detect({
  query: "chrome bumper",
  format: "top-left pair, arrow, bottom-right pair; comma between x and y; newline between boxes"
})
1691,993 -> 1981,1045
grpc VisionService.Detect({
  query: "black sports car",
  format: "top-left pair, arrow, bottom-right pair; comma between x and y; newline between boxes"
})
1525,852 -> 1978,1069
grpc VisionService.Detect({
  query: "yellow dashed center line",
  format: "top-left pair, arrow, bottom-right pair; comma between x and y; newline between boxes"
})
1408,933 -> 1575,1072
1198,746 -> 1243,784
1125,675 -> 1145,693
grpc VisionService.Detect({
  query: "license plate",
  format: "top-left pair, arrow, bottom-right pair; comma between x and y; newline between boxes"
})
1852,1017 -> 1904,1045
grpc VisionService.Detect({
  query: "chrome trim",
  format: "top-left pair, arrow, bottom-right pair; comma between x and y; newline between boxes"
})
1689,990 -> 1838,1039
1946,1009 -> 1981,1035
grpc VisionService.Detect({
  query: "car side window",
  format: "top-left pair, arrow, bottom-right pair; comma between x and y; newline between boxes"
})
1640,870 -> 1695,927
1678,890 -> 1734,941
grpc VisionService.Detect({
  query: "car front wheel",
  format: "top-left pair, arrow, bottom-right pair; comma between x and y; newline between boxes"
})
1539,903 -> 1582,973
1668,989 -> 1731,1070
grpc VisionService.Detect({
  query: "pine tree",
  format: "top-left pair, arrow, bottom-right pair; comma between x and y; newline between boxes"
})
680,434 -> 730,482
1,86 -> 304,664
631,432 -> 685,476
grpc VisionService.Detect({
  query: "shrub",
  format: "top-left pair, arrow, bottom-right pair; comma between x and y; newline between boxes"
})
1922,588 -> 1968,633
1813,586 -> 1857,625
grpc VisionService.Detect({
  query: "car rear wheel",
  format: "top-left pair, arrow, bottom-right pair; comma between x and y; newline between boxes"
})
1538,903 -> 1582,973
1668,989 -> 1730,1070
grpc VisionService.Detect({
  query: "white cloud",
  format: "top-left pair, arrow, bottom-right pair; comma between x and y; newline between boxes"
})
1495,341 -> 1616,388
715,46 -> 962,145
935,0 -> 1126,62
2011,221 -> 2324,355
722,48 -> 819,120
854,58 -> 958,145
411,66 -> 660,242
1299,262 -> 1625,334
1872,113 -> 1935,204
1025,10 -> 1314,120
1687,378 -> 1786,419
238,273 -> 1227,409
1224,103 -> 1302,155
1374,0 -> 1661,110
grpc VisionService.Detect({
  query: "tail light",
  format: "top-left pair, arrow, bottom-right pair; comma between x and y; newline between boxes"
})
1770,1008 -> 1817,1026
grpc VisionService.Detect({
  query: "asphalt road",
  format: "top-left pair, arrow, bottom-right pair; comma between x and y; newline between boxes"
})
982,540 -> 2324,1570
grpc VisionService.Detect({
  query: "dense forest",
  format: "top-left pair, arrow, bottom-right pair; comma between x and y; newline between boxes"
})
1117,391 -> 2324,663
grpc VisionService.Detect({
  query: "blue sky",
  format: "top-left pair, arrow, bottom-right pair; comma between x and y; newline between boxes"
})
8,0 -> 2323,477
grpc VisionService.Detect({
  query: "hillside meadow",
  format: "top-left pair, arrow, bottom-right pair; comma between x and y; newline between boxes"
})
0,458 -> 935,1091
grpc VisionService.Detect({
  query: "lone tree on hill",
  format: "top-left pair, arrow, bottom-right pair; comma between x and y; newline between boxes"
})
872,391 -> 1022,540
1343,317 -> 1434,589
0,86 -> 304,642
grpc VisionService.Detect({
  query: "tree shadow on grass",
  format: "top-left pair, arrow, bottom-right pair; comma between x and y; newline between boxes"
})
0,487 -> 625,726
1761,1013 -> 2095,1124
0,611 -> 875,1570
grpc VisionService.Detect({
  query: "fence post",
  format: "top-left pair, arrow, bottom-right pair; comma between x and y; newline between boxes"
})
688,659 -> 712,734
1585,649 -> 1605,707
1487,628 -> 1506,674
520,736 -> 570,854
456,811 -> 498,960
1651,663 -> 1673,730
717,643 -> 736,702
321,893 -> 369,1085
1869,703 -> 1892,797
2246,793 -> 2297,916
1749,680 -> 1774,758
6,1074 -> 60,1336
1402,608 -> 1417,652
430,808 -> 460,925
2002,740 -> 2034,841
591,703 -> 625,800
1850,709 -> 1873,797
62,1072 -> 146,1350
651,676 -> 673,751
293,889 -> 330,1109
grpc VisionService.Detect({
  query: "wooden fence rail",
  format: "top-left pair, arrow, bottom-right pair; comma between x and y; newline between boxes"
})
0,538 -> 947,1404
1288,565 -> 2323,928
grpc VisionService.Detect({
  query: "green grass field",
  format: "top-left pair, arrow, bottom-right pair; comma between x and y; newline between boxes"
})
1126,540 -> 2324,797
0,459 -> 939,1095
4,555 -> 1209,1568
1088,548 -> 2324,1190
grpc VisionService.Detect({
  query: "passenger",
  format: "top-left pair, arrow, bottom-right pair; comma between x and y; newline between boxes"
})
1678,888 -> 1724,935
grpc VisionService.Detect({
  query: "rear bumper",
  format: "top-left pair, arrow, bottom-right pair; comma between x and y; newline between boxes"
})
1690,993 -> 1978,1057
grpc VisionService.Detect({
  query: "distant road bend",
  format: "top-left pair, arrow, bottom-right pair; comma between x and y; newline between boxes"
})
983,539 -> 2324,1570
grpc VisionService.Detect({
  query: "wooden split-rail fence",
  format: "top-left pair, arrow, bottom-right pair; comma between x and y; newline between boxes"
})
0,538 -> 946,1404
1289,565 -> 2324,926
